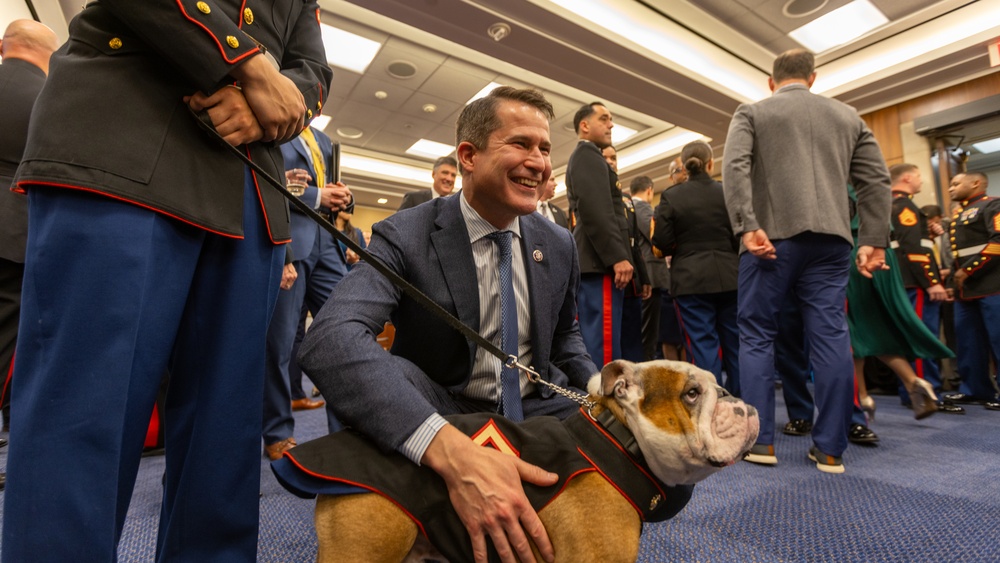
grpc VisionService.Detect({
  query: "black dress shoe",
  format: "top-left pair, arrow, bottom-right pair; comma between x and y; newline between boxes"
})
936,402 -> 966,414
848,423 -> 879,445
0,472 -> 5,491
782,419 -> 813,436
985,400 -> 1000,411
0,437 -> 7,448
941,392 -> 985,405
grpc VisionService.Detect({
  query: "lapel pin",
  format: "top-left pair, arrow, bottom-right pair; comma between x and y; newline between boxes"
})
533,249 -> 543,263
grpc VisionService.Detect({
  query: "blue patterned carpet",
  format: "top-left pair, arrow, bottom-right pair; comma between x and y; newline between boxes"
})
1,388 -> 997,562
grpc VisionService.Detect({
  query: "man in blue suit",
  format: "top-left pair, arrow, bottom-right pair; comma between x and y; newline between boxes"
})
300,86 -> 695,563
263,126 -> 352,460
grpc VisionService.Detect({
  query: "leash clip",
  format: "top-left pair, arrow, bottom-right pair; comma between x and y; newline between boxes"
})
519,361 -> 596,415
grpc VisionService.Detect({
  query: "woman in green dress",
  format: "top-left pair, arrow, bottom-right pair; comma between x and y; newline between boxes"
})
846,187 -> 953,420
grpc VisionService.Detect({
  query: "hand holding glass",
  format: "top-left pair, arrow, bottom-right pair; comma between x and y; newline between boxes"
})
285,168 -> 311,196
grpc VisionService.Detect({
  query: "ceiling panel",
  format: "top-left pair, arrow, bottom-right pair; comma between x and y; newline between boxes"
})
49,0 -> 998,211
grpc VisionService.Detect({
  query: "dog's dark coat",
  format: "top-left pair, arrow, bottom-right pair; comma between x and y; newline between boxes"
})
273,411 -> 693,562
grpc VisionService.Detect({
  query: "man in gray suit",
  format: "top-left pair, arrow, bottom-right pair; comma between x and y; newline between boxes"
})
300,86 -> 695,563
723,49 -> 891,474
0,18 -> 59,490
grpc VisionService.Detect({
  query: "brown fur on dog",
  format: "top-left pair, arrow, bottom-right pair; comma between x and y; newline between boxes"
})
312,360 -> 757,562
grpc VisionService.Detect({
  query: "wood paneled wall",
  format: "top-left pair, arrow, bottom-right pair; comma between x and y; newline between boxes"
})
861,72 -> 1000,165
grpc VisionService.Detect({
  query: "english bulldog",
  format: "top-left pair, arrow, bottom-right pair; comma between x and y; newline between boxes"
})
272,359 -> 759,562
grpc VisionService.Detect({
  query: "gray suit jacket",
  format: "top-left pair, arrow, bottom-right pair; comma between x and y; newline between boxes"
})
722,84 -> 890,249
0,59 -> 46,263
298,194 -> 596,451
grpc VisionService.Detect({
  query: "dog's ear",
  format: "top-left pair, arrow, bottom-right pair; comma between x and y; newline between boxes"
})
600,360 -> 636,397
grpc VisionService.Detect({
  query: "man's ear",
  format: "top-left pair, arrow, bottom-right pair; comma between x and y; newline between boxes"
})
456,141 -> 477,175
806,72 -> 817,88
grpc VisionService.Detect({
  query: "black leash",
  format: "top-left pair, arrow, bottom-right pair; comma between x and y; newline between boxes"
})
189,109 -> 516,370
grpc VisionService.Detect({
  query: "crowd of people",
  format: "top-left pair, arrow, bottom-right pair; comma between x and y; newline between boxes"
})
1,7 -> 998,562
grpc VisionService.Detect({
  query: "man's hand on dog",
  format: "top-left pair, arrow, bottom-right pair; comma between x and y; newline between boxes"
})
422,424 -> 557,563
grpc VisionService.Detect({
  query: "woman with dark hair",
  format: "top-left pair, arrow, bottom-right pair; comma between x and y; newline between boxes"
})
652,140 -> 741,395
334,209 -> 366,269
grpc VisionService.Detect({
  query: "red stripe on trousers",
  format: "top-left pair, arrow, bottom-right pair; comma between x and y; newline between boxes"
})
1,351 -> 13,408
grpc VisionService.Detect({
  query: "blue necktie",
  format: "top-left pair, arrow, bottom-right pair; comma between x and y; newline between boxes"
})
486,230 -> 523,421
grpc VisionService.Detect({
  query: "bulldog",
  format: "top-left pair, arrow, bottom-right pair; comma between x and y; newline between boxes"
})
272,359 -> 759,562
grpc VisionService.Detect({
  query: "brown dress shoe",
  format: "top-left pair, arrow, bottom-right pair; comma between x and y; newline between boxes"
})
291,398 -> 325,411
264,437 -> 297,461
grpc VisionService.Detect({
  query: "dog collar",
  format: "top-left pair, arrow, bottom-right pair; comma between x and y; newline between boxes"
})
595,407 -> 644,461
566,410 -> 686,522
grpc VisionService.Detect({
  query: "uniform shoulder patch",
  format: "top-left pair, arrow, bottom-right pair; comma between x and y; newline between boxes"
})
898,207 -> 918,227
994,212 -> 1000,232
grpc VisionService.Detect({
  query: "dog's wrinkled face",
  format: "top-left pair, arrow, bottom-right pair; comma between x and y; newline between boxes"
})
587,360 -> 759,486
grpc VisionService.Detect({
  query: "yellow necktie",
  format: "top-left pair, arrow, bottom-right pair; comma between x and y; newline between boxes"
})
299,127 -> 326,186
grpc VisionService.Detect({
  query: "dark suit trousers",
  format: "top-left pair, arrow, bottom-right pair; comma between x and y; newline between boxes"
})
737,233 -> 853,456
774,298 -> 815,422
675,291 -> 740,396
3,176 -> 283,562
264,229 -> 345,444
0,258 -> 24,414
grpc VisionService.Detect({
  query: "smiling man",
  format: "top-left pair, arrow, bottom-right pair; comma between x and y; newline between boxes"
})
297,87 -> 681,563
398,155 -> 459,211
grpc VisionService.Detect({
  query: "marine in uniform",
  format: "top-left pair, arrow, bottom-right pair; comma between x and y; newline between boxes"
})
943,172 -> 1000,411
2,2 -> 332,560
567,104 -> 635,366
889,164 -> 948,400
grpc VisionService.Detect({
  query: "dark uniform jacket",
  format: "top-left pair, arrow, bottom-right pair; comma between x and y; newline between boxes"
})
566,141 -> 632,275
652,171 -> 739,296
891,192 -> 941,289
633,198 -> 669,290
13,0 -> 333,242
398,189 -> 433,211
0,59 -> 46,263
950,193 -> 1000,299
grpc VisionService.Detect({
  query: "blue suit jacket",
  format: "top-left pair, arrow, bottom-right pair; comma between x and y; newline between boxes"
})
299,194 -> 597,451
279,128 -> 349,263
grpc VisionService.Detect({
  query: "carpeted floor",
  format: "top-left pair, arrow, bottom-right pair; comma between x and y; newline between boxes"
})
1,387 -> 997,562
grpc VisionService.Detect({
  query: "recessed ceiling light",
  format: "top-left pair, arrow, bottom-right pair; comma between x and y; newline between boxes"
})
466,82 -> 503,105
783,0 -> 828,18
320,24 -> 381,73
310,115 -> 331,131
788,0 -> 887,53
377,198 -> 389,204
336,126 -> 364,139
406,139 -> 455,160
374,91 -> 388,100
422,104 -> 437,113
386,60 -> 418,79
611,124 -> 637,145
972,137 -> 1000,154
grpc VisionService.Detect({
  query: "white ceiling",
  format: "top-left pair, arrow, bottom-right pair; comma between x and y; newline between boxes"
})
9,0 -> 1000,209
